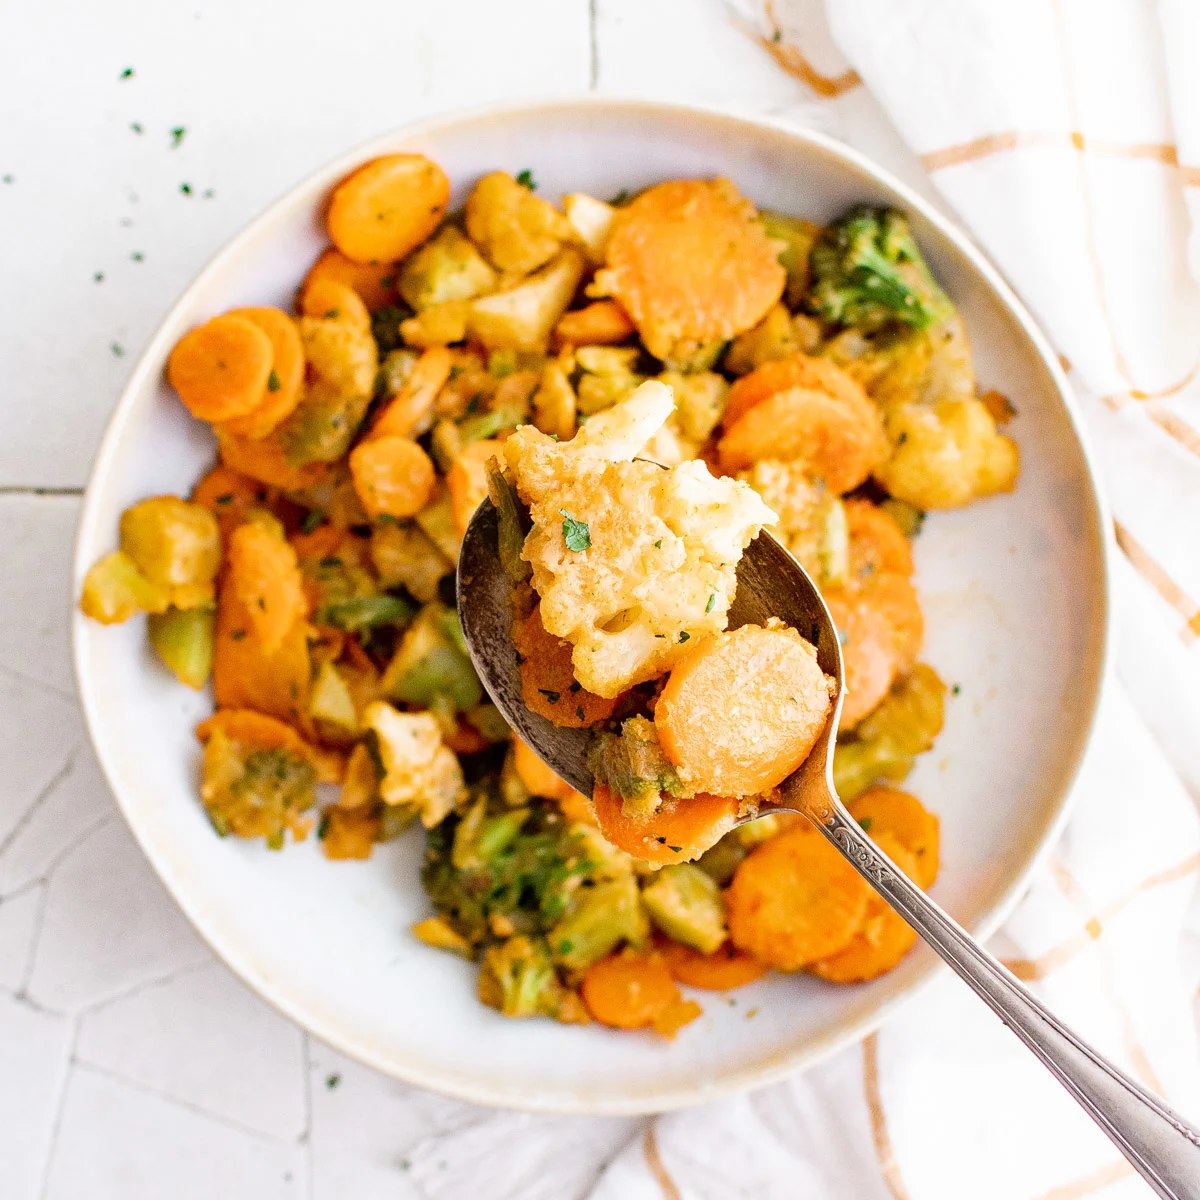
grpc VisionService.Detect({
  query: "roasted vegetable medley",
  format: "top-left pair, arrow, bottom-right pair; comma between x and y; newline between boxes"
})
80,153 -> 1018,1036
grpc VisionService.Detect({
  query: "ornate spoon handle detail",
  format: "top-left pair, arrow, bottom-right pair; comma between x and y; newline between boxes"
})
813,800 -> 1200,1200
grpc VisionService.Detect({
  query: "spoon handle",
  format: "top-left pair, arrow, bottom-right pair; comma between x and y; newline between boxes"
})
813,800 -> 1200,1199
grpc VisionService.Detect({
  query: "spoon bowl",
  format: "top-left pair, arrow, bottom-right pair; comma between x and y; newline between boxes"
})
458,494 -> 1200,1199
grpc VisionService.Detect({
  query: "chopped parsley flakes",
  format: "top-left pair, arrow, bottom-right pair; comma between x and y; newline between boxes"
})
267,369 -> 281,392
515,169 -> 537,190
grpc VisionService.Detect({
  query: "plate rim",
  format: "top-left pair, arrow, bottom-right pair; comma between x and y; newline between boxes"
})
71,94 -> 1113,1114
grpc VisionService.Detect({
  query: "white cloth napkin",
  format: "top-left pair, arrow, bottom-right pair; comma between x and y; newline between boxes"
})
585,2 -> 1200,1196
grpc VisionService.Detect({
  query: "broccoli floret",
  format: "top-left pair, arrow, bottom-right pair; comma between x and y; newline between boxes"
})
587,716 -> 686,820
421,793 -> 597,947
201,730 -> 316,848
808,205 -> 953,333
477,935 -> 567,1018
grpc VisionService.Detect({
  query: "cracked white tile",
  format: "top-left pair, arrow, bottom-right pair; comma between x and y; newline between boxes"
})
0,497 -> 79,693
0,991 -> 72,1199
0,745 -> 114,896
25,819 -> 210,1013
0,674 -> 84,853
0,883 -> 45,992
77,961 -> 305,1142
43,1067 -> 304,1200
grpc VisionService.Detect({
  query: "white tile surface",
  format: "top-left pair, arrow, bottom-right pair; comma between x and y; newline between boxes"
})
0,992 -> 73,1200
76,963 -> 307,1141
26,818 -> 211,1013
0,3 -> 963,1197
43,1067 -> 304,1200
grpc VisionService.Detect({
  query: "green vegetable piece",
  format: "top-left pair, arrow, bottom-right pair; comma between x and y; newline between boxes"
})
370,306 -> 413,355
560,511 -> 591,552
459,405 -> 524,445
397,226 -> 496,312
808,205 -> 954,333
587,716 -> 684,819
695,834 -> 748,887
315,592 -> 416,633
384,603 -> 482,712
760,210 -> 821,307
486,460 -> 531,583
476,810 -> 528,861
280,389 -> 372,466
641,863 -> 727,954
478,936 -> 564,1018
148,606 -> 214,689
549,875 -> 649,971
880,497 -> 926,538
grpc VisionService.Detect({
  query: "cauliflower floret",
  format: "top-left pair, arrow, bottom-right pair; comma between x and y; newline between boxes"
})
504,381 -> 776,697
362,702 -> 466,827
737,459 -> 849,588
875,396 -> 1018,510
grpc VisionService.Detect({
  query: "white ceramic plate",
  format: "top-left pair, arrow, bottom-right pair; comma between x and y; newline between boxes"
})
72,98 -> 1110,1114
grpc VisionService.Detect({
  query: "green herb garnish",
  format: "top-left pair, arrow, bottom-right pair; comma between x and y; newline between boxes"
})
515,169 -> 537,190
705,593 -> 716,613
267,369 -> 281,392
560,511 -> 591,552
538,689 -> 560,704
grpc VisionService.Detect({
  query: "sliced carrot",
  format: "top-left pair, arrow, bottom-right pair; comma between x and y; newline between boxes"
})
217,430 -> 329,491
326,154 -> 449,265
320,806 -> 380,860
592,178 -> 785,363
513,737 -> 576,802
849,786 -> 939,888
592,785 -> 739,865
447,439 -> 502,536
722,353 -> 869,429
809,832 -> 919,983
298,277 -> 371,330
659,938 -> 769,990
216,308 -> 305,439
190,464 -> 269,539
167,313 -> 274,422
225,522 -> 308,655
287,521 -> 344,563
717,385 -> 887,493
553,300 -> 636,347
369,346 -> 453,440
348,436 -> 436,519
859,571 -> 923,674
212,561 -> 310,728
511,605 -> 617,728
655,624 -> 832,798
727,825 -> 871,969
824,588 -> 899,730
845,499 -> 913,579
302,246 -> 398,312
582,948 -> 698,1037
653,994 -> 704,1038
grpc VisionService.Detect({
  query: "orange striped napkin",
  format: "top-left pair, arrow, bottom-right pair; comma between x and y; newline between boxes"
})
587,2 -> 1200,1197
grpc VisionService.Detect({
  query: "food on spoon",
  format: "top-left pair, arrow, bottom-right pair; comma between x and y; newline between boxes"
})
80,152 -> 1003,1031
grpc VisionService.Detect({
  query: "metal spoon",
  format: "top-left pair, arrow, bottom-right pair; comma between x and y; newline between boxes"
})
458,501 -> 1200,1198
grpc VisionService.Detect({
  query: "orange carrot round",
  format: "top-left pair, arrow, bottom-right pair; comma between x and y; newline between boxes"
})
302,246 -> 398,312
512,737 -> 576,802
225,522 -> 309,655
717,385 -> 887,493
859,572 -> 923,674
369,346 -> 453,440
298,277 -> 371,330
655,623 -> 832,797
168,313 -> 274,422
216,430 -> 330,492
592,785 -> 739,865
727,825 -> 871,969
809,831 -> 919,983
190,464 -> 269,538
722,353 -> 868,429
824,588 -> 898,730
348,436 -> 436,519
849,786 -> 939,888
845,499 -> 913,578
327,154 -> 449,265
216,308 -> 306,439
582,948 -> 693,1033
660,938 -> 768,990
511,605 -> 617,728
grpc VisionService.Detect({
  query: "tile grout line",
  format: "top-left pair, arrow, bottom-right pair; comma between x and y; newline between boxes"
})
588,0 -> 599,91
38,1016 -> 80,1200
0,664 -> 79,706
0,486 -> 85,497
0,749 -> 80,862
